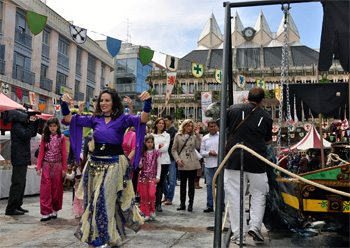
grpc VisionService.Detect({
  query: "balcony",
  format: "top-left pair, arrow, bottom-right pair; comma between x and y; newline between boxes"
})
12,66 -> 35,85
42,43 -> 50,58
0,59 -> 5,75
40,76 -> 53,91
74,91 -> 84,101
57,52 -> 69,68
15,28 -> 32,48
87,69 -> 95,82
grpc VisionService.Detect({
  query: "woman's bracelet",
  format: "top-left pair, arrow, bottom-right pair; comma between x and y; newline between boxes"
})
142,97 -> 152,113
60,96 -> 71,116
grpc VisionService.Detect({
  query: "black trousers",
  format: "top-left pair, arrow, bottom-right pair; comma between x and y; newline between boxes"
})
156,164 -> 169,207
179,169 -> 196,205
132,166 -> 141,195
6,165 -> 27,213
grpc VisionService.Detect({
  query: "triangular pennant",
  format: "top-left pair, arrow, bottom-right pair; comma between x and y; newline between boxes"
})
69,24 -> 87,44
275,84 -> 281,101
15,88 -> 23,100
192,63 -> 204,78
38,103 -> 46,112
26,10 -> 47,36
139,46 -> 154,66
29,91 -> 36,106
166,55 -> 179,71
215,69 -> 222,84
236,75 -> 246,88
106,37 -> 122,57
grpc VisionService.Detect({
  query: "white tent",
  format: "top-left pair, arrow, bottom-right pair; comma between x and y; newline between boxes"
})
282,125 -> 331,154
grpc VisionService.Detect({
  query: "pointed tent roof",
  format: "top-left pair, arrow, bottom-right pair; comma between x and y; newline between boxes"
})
198,13 -> 223,45
276,12 -> 300,37
282,125 -> 331,154
254,10 -> 272,37
231,11 -> 244,34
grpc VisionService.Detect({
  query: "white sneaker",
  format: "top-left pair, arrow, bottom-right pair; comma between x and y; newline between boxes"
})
144,216 -> 151,222
230,236 -> 246,245
248,227 -> 264,241
150,212 -> 156,220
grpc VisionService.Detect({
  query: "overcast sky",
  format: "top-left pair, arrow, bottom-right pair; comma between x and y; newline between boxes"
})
46,0 -> 323,65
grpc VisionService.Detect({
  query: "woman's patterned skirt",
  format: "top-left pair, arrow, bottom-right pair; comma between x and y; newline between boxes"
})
74,155 -> 144,246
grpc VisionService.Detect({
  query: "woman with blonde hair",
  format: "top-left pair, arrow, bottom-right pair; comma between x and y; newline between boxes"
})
171,119 -> 201,211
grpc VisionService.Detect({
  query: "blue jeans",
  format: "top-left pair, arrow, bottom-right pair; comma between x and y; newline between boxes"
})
163,160 -> 177,201
205,167 -> 218,209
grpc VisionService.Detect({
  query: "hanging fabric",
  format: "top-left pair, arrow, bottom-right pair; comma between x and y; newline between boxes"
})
236,75 -> 245,88
106,37 -> 122,58
139,46 -> 154,66
165,55 -> 179,72
38,104 -> 46,112
69,24 -> 87,44
192,63 -> 204,78
26,10 -> 47,35
215,69 -> 222,84
15,88 -> 22,100
159,72 -> 177,115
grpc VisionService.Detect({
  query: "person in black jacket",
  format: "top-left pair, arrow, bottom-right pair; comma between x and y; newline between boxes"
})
5,115 -> 37,215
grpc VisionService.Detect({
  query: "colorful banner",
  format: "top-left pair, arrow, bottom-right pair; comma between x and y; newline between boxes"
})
159,72 -> 177,115
201,92 -> 212,127
1,83 -> 9,94
27,10 -> 47,35
215,69 -> 222,84
233,91 -> 248,104
341,119 -> 349,130
107,36 -> 122,58
275,84 -> 281,101
236,75 -> 246,88
165,55 -> 179,72
304,123 -> 312,132
299,132 -> 304,137
70,24 -> 87,44
322,121 -> 329,130
139,46 -> 154,66
256,79 -> 265,89
55,105 -> 60,112
29,91 -> 36,107
192,63 -> 204,78
15,88 -> 22,100
272,124 -> 279,133
38,103 -> 46,112
272,135 -> 277,142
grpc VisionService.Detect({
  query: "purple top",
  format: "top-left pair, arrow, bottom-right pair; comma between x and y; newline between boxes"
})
69,114 -> 146,169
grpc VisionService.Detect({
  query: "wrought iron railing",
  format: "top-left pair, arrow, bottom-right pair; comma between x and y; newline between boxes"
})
12,66 -> 35,85
87,69 -> 95,82
15,28 -> 32,48
40,76 -> 53,91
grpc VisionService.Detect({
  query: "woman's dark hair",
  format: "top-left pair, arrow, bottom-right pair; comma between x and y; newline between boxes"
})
248,87 -> 265,103
153,118 -> 165,134
141,134 -> 155,157
43,117 -> 61,143
94,88 -> 124,120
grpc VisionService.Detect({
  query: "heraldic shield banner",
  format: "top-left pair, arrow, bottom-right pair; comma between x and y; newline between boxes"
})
27,10 -> 47,35
70,24 -> 87,44
192,63 -> 203,78
166,55 -> 179,72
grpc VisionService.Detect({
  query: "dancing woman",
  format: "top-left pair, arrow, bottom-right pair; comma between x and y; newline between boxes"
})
61,88 -> 151,247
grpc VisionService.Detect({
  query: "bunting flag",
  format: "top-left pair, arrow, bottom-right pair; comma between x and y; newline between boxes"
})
29,91 -> 36,106
275,84 -> 281,101
299,132 -> 304,137
15,88 -> 22,100
139,46 -> 154,66
272,124 -> 279,133
322,121 -> 329,129
215,69 -> 222,84
69,24 -> 87,44
236,75 -> 246,88
52,97 -> 57,106
26,10 -> 47,35
192,63 -> 204,78
38,103 -> 46,112
1,83 -> 9,94
257,79 -> 265,89
341,119 -> 349,130
304,122 -> 312,132
166,55 -> 179,71
159,72 -> 177,115
291,133 -> 295,139
272,135 -> 277,142
107,36 -> 122,58
55,105 -> 60,112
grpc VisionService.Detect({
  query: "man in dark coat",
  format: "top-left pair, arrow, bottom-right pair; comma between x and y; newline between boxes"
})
5,115 -> 37,215
224,87 -> 272,245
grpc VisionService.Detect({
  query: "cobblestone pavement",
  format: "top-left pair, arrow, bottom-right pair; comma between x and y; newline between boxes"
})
0,178 -> 349,247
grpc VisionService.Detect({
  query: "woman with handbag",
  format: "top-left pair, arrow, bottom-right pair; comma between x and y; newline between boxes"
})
171,119 -> 201,212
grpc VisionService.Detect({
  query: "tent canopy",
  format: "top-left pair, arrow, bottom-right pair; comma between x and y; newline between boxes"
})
282,125 -> 331,154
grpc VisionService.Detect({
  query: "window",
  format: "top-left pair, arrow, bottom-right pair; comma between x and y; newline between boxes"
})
101,63 -> 105,77
189,83 -> 194,94
181,82 -> 187,94
11,87 -> 28,104
154,84 -> 159,95
58,39 -> 68,56
197,83 -> 203,91
42,30 -> 49,45
40,64 -> 48,78
86,86 -> 93,101
16,12 -> 27,33
39,95 -> 47,104
88,55 -> 96,73
56,72 -> 67,94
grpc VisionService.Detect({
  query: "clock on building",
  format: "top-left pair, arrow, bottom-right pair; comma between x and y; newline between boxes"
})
242,27 -> 256,40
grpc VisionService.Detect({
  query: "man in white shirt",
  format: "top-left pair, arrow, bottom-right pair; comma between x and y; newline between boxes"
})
200,120 -> 219,213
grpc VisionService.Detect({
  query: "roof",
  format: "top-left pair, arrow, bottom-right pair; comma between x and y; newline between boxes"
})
276,12 -> 300,37
198,13 -> 223,44
282,125 -> 331,153
291,46 -> 319,66
178,50 -> 209,70
231,11 -> 244,34
254,11 -> 273,37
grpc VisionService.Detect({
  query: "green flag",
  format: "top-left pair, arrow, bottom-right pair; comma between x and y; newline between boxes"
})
139,46 -> 154,66
27,10 -> 47,35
